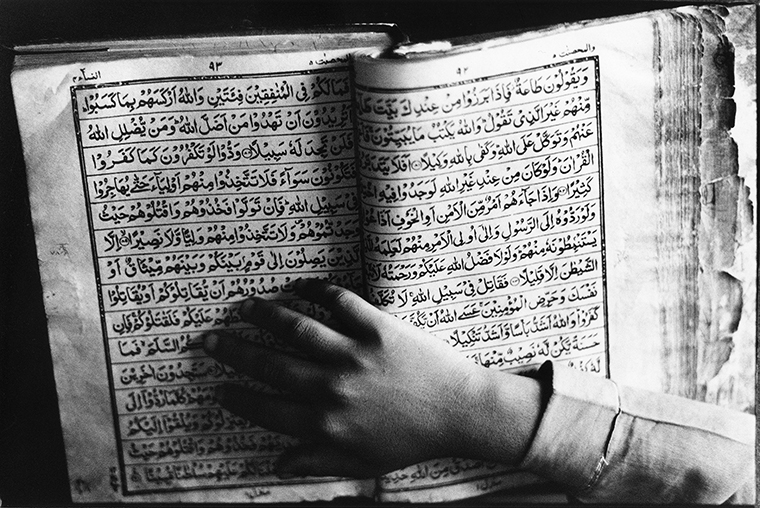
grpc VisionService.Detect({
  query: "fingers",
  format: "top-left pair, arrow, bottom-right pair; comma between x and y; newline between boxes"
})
239,297 -> 353,360
216,383 -> 318,440
219,385 -> 388,478
292,278 -> 385,337
275,442 -> 383,479
204,331 -> 324,394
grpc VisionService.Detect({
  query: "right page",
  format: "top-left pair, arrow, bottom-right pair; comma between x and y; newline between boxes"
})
353,4 -> 755,502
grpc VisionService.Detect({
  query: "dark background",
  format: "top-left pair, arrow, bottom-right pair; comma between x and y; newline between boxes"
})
0,1 -> 707,505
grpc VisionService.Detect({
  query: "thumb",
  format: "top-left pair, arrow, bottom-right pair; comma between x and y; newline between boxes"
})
275,442 -> 384,479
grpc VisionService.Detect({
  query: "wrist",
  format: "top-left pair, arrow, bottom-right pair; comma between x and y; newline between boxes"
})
451,365 -> 544,466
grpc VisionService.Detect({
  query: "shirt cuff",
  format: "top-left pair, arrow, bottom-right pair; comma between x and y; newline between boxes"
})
519,361 -> 620,495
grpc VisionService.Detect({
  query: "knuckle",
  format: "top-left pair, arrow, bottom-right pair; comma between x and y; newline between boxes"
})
315,411 -> 347,442
355,321 -> 383,347
326,285 -> 352,309
289,315 -> 314,343
364,325 -> 383,345
313,369 -> 353,406
325,372 -> 352,403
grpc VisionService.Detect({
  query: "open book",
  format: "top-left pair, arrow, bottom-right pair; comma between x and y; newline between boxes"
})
10,4 -> 756,503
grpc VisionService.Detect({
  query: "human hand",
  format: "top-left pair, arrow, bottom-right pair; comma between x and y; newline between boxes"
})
203,278 -> 542,478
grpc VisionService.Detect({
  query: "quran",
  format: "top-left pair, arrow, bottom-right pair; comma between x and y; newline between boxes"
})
10,5 -> 756,503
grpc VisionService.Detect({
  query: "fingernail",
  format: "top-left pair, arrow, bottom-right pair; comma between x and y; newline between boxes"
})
204,333 -> 219,353
240,298 -> 256,319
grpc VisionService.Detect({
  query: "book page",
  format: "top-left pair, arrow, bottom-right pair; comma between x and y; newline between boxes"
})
12,31 -> 397,503
353,12 -> 722,502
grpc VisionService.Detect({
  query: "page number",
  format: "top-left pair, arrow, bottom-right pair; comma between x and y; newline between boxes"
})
209,61 -> 223,71
456,67 -> 468,75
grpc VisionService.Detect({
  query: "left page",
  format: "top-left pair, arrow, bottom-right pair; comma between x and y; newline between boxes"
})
11,29 -> 399,503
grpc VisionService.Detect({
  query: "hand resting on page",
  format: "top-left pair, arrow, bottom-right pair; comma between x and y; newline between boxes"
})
202,278 -> 543,479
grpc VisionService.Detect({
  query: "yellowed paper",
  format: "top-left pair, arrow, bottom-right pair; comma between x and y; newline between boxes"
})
354,16 -> 654,502
12,31 -> 396,503
353,5 -> 755,502
10,6 -> 754,505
